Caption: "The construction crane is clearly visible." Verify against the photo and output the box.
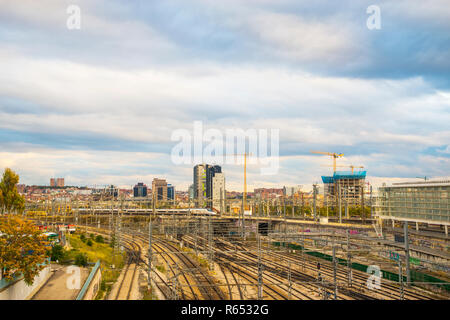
[233,152,252,213]
[321,164,364,174]
[311,151,344,173]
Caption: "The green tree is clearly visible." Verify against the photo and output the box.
[95,235,104,243]
[86,239,93,246]
[0,168,25,214]
[49,244,66,262]
[74,253,88,267]
[0,217,49,285]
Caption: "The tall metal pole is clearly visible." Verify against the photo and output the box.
[148,215,153,297]
[283,197,287,250]
[220,187,224,216]
[313,184,318,222]
[398,259,404,300]
[257,234,263,300]
[288,260,292,300]
[361,183,365,222]
[347,229,352,287]
[240,198,244,238]
[208,214,214,270]
[338,184,342,224]
[332,245,337,300]
[301,231,305,271]
[404,222,410,287]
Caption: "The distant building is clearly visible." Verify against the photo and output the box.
[376,180,450,234]
[206,165,222,200]
[212,172,225,212]
[56,178,65,187]
[193,164,207,204]
[254,188,284,199]
[92,185,119,199]
[167,184,175,201]
[188,184,195,200]
[133,182,148,198]
[283,185,302,197]
[152,178,168,201]
[322,171,366,206]
[194,164,225,209]
[105,185,119,198]
[50,178,65,187]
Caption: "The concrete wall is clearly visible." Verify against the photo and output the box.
[0,266,51,300]
[82,266,102,300]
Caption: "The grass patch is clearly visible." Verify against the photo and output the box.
[68,233,126,299]
[155,265,166,273]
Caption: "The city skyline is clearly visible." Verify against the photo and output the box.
[0,1,449,191]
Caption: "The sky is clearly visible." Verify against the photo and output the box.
[0,0,449,191]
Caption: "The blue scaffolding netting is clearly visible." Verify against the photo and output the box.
[321,171,366,183]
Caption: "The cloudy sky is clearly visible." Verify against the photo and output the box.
[0,0,449,191]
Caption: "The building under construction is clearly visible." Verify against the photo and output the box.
[322,171,367,206]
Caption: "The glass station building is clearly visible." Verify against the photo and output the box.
[376,180,450,233]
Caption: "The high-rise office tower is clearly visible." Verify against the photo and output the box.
[194,164,225,210]
[212,172,225,212]
[167,184,175,200]
[188,184,195,200]
[134,182,148,197]
[193,164,207,204]
[152,178,168,201]
[206,165,222,200]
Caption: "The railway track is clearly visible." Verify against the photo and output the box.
[78,224,443,300]
[182,234,438,300]
[80,226,172,300]
[134,233,226,300]
[252,241,435,300]
[182,235,323,300]
[108,238,140,300]
[156,239,226,300]
[82,225,221,300]
[224,238,436,300]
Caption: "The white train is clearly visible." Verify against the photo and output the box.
[75,208,217,215]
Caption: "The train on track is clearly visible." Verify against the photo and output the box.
[73,208,217,215]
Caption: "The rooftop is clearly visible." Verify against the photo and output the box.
[322,170,367,184]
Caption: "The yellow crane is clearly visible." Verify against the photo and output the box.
[311,151,344,173]
[321,164,364,174]
[232,152,252,213]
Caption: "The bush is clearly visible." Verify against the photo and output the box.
[95,235,104,243]
[75,253,88,267]
[87,239,93,246]
[50,244,66,262]
[80,234,86,242]
[89,233,95,239]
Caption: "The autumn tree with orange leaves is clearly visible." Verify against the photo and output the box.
[0,216,49,285]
